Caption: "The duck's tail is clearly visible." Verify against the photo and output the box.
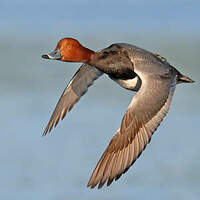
[178,74,194,84]
[170,65,194,84]
[177,72,194,84]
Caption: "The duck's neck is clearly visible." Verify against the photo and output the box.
[79,46,95,63]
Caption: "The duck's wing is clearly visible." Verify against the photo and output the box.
[43,64,103,136]
[87,65,176,189]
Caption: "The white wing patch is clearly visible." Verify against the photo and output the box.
[110,76,141,91]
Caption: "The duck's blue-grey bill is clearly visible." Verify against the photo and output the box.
[42,49,61,60]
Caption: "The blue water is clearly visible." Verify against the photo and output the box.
[0,0,200,199]
[1,0,200,34]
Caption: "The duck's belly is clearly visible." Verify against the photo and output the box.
[109,75,141,91]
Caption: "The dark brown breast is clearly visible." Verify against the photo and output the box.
[90,44,136,79]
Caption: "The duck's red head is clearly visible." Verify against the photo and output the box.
[42,38,94,63]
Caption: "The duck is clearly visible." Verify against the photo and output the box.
[42,38,194,189]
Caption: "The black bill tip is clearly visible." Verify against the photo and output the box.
[42,54,50,59]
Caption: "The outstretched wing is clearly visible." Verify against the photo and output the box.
[87,68,176,189]
[43,64,103,136]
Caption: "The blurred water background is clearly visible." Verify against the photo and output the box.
[0,0,200,199]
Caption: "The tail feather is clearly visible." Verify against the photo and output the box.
[170,65,194,84]
[177,74,194,84]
